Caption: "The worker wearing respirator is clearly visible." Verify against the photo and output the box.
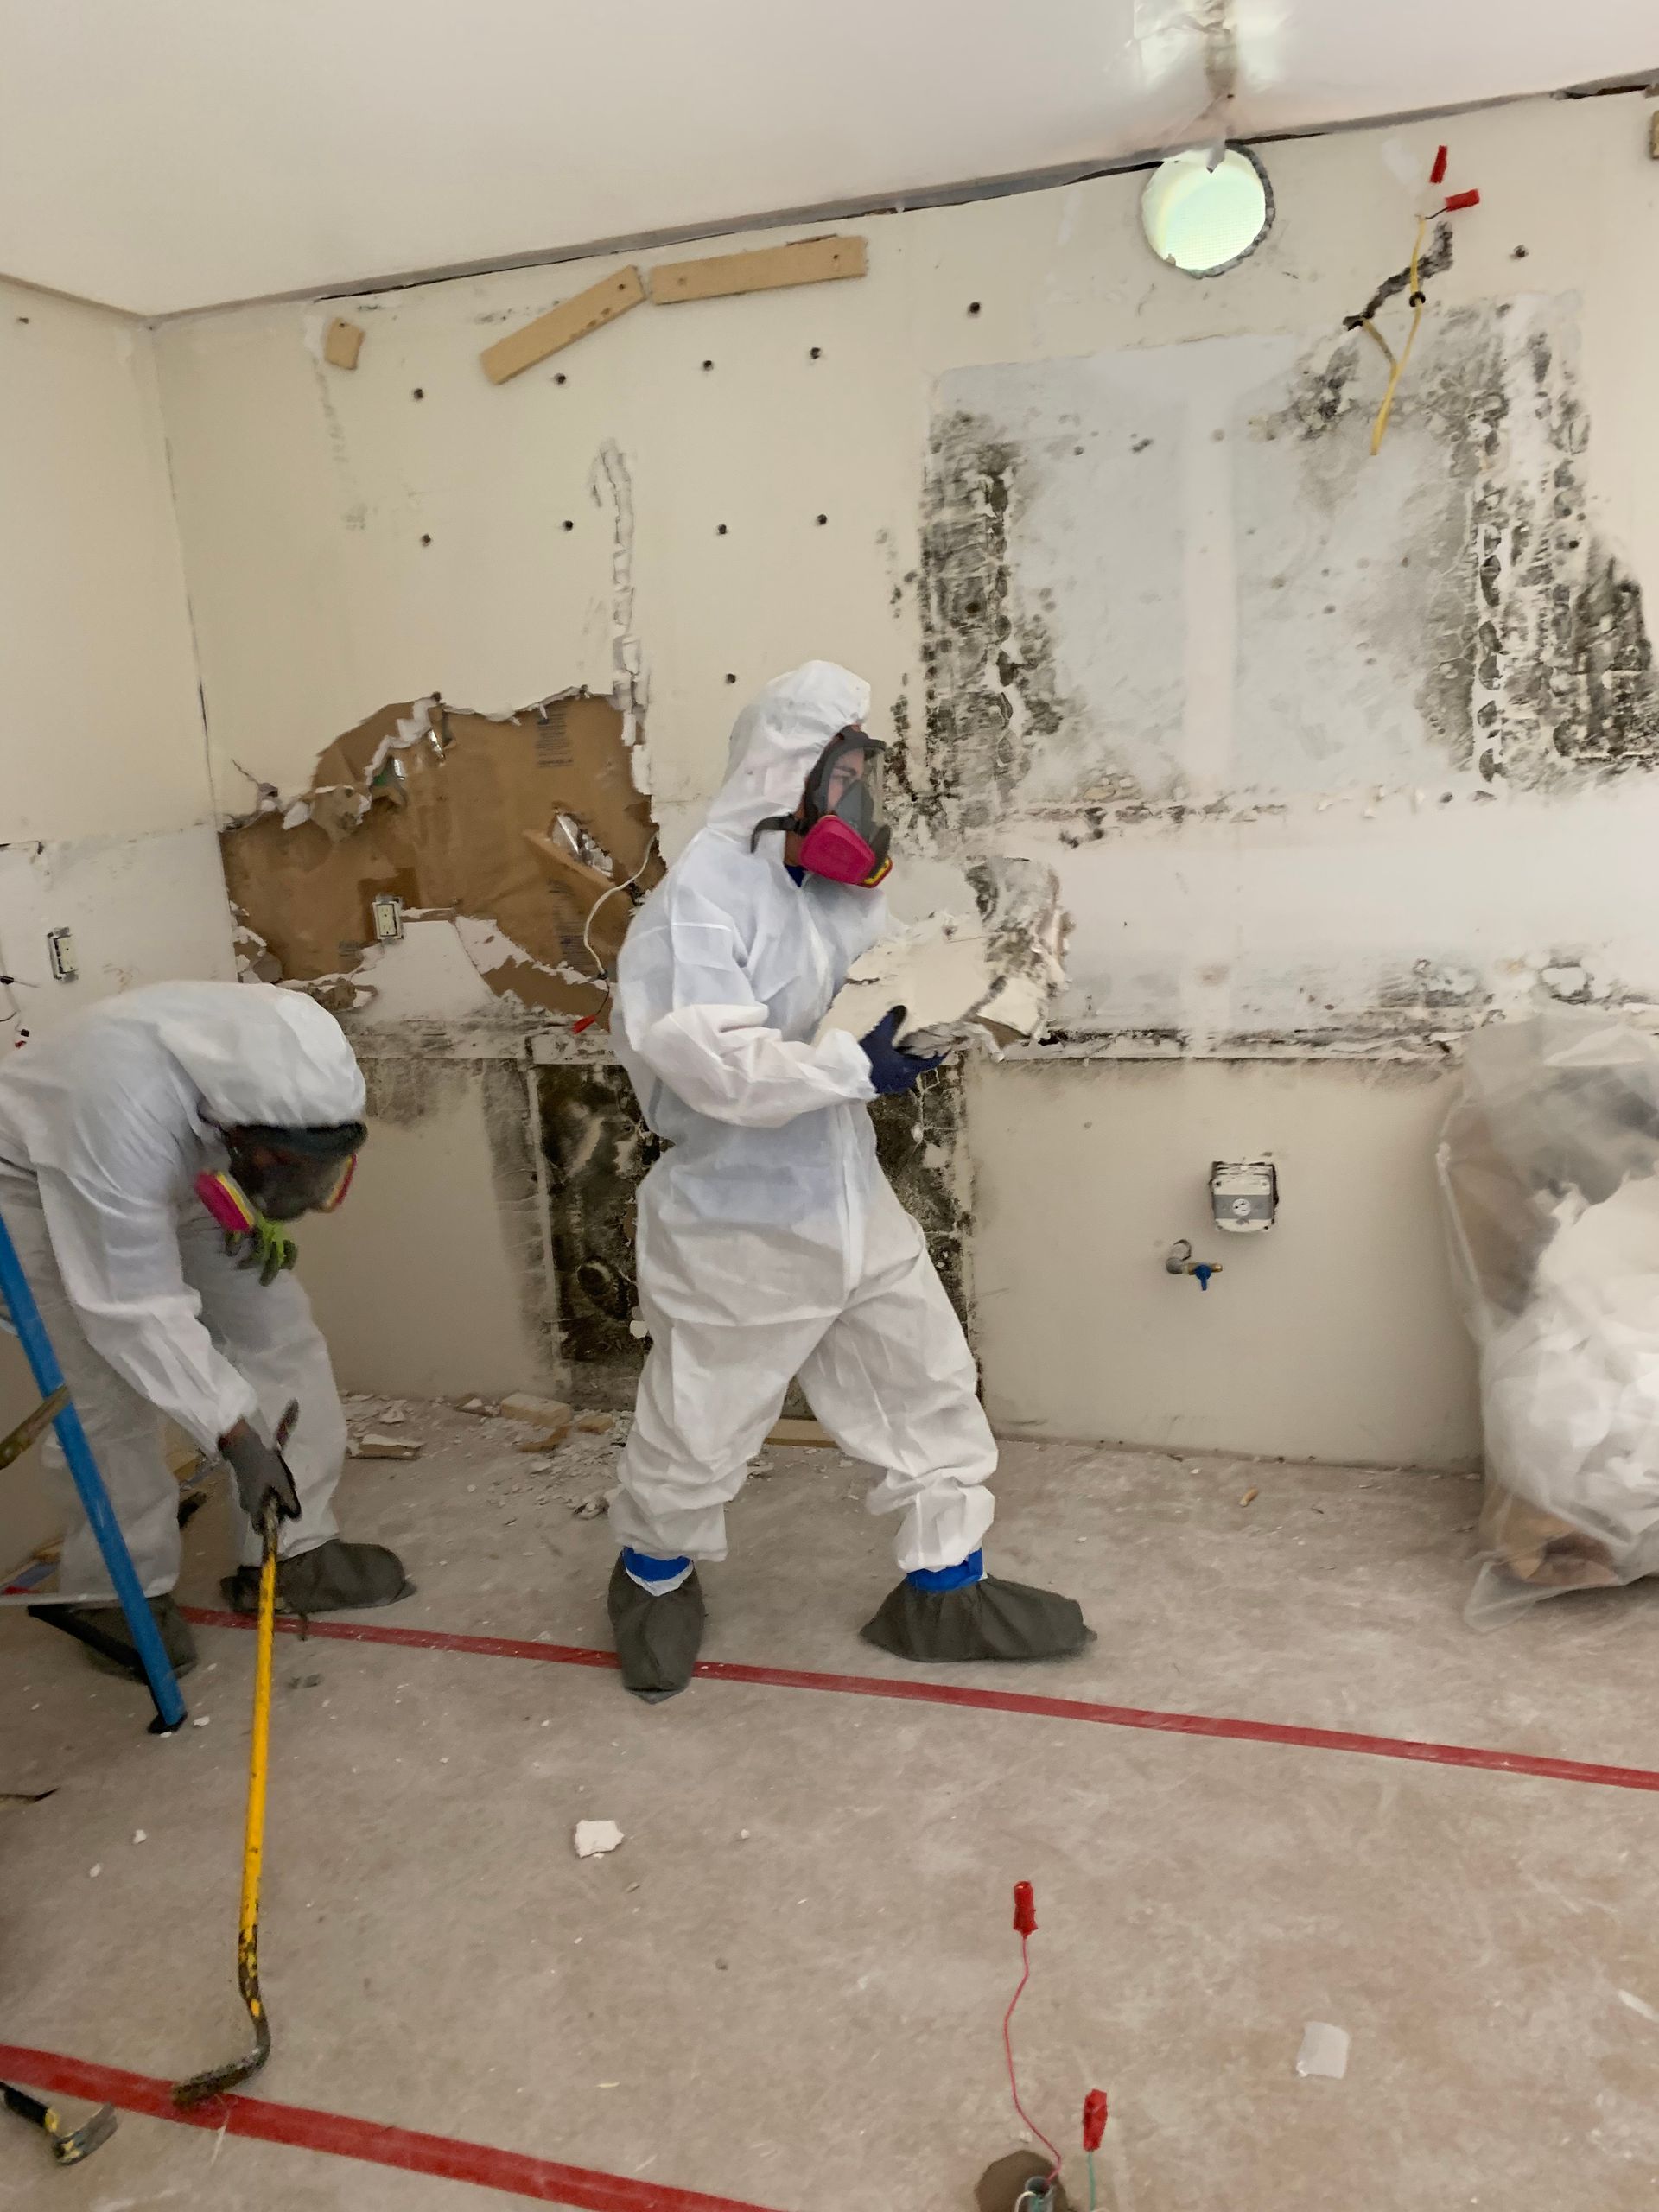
[605,661,1090,1700]
[0,982,410,1683]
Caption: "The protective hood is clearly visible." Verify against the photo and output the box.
[702,662,874,846]
[105,981,365,1130]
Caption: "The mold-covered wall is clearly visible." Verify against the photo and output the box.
[149,93,1659,1464]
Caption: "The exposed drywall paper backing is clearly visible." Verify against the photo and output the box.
[219,696,657,1020]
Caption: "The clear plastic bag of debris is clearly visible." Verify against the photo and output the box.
[1440,1012,1659,1625]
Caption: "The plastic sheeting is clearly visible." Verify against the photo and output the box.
[1439,1011,1659,1624]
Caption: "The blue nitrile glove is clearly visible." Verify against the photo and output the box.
[858,1006,945,1098]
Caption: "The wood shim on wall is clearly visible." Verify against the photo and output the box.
[648,234,867,305]
[480,265,646,384]
[220,696,660,1020]
[322,318,365,370]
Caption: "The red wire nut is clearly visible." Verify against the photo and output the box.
[1013,1881,1037,1936]
[1443,188,1481,212]
[1083,2089,1109,2152]
[1428,145,1449,186]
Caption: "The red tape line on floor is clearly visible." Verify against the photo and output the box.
[0,2042,784,2212]
[179,1606,1659,1796]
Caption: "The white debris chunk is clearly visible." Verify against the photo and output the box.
[350,1434,423,1460]
[1295,2022,1350,2080]
[1619,1990,1659,2024]
[132,1829,147,1844]
[574,1820,625,1859]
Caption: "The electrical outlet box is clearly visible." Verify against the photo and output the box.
[47,928,77,982]
[1211,1158,1276,1233]
[370,894,404,944]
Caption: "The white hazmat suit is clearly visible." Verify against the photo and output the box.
[609,661,998,1576]
[0,982,364,1600]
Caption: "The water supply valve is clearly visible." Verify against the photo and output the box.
[1166,1239,1223,1290]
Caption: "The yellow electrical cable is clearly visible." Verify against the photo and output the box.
[1370,217,1427,455]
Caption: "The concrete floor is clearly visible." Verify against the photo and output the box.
[6,1405,1659,2209]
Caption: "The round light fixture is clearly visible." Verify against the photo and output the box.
[1141,146,1273,277]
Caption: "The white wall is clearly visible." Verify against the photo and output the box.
[149,92,1659,1465]
[0,279,237,1573]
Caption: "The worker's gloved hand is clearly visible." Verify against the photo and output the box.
[858,1007,944,1098]
[219,1421,302,1523]
[226,1216,298,1288]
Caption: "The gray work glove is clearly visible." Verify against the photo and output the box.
[219,1419,302,1523]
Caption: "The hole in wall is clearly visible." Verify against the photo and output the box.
[702,359,714,371]
[413,387,424,399]
[554,372,567,385]
[1141,145,1273,276]
[562,519,574,531]
[725,672,737,683]
[810,346,823,359]
[419,533,432,546]
[816,513,828,526]
[716,524,728,535]
[967,301,982,315]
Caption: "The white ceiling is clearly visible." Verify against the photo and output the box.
[1,0,1654,317]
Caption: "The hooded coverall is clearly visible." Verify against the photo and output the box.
[608,661,998,1576]
[0,982,363,1600]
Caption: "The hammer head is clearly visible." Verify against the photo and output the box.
[48,2102,118,2164]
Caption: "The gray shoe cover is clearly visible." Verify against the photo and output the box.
[222,1537,412,1617]
[78,1593,200,1681]
[861,1573,1092,1662]
[607,1556,705,1702]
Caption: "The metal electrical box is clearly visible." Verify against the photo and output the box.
[1211,1159,1277,1233]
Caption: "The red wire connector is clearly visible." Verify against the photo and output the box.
[1428,144,1449,186]
[1003,1883,1063,2181]
[1443,188,1480,212]
[1083,2089,1109,2152]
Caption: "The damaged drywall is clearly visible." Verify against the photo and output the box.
[535,1060,972,1389]
[220,692,660,1020]
[820,857,1068,1054]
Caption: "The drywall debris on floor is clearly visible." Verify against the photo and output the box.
[1295,2021,1351,2080]
[349,1433,422,1460]
[818,857,1067,1055]
[220,692,659,1021]
[573,1819,625,1859]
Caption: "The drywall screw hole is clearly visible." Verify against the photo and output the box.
[967,301,982,315]
[816,513,828,526]
[413,387,424,399]
[563,520,574,531]
[716,524,728,536]
[702,359,714,371]
[810,346,823,359]
[554,372,567,385]
[725,673,737,684]
[420,534,432,546]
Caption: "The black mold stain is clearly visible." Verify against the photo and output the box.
[871,1070,969,1329]
[536,1063,663,1378]
[535,1061,971,1364]
[910,408,1068,839]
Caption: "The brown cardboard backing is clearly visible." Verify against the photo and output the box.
[220,696,658,1020]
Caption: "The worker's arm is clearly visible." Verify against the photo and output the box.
[618,897,874,1131]
[34,1102,258,1453]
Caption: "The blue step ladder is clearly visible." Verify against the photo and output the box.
[0,1202,187,1734]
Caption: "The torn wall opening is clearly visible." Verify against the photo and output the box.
[221,692,660,1021]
